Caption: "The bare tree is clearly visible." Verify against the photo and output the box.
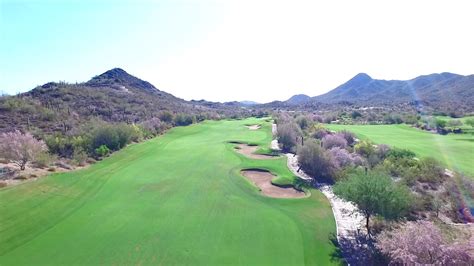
[0,130,47,170]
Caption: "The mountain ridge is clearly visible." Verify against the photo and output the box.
[278,72,473,113]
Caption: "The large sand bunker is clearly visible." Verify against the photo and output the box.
[240,169,306,198]
[246,124,261,130]
[234,144,276,159]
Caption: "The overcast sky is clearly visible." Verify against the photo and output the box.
[1,0,473,102]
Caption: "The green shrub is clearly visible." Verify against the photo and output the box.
[334,170,412,234]
[297,139,336,181]
[173,114,194,126]
[95,145,110,157]
[355,140,375,158]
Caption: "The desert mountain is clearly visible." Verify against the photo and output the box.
[281,72,474,113]
[0,68,252,134]
[286,94,311,105]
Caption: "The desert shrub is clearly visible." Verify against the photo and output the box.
[173,113,194,126]
[295,115,310,130]
[310,124,330,140]
[435,118,447,129]
[45,135,77,158]
[402,114,419,125]
[375,144,391,159]
[366,144,391,168]
[312,114,323,123]
[277,122,301,152]
[327,147,364,169]
[383,113,403,124]
[386,148,416,160]
[94,145,110,157]
[89,123,139,151]
[334,170,412,234]
[33,152,57,168]
[415,157,445,184]
[351,111,362,119]
[139,117,168,137]
[354,140,375,158]
[297,140,336,181]
[376,221,472,264]
[158,111,174,123]
[322,134,347,150]
[328,147,353,169]
[465,118,474,128]
[90,126,120,151]
[447,119,462,127]
[336,130,356,146]
[72,148,88,166]
[381,154,419,178]
[116,123,142,145]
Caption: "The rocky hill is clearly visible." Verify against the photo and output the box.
[0,68,253,134]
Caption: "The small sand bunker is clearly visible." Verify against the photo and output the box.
[234,144,276,159]
[246,125,261,130]
[240,170,306,198]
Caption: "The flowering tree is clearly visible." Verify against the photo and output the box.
[328,147,366,169]
[322,134,347,150]
[0,130,47,170]
[376,221,472,265]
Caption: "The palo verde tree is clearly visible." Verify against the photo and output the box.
[333,170,412,235]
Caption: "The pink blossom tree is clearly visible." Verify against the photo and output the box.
[0,130,47,170]
[322,134,347,150]
[376,221,472,265]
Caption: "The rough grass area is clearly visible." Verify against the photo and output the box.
[0,118,338,265]
[327,124,474,177]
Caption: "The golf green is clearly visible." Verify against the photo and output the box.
[327,124,474,177]
[0,118,338,265]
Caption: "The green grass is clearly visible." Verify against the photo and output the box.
[433,115,474,133]
[327,124,474,177]
[0,118,338,265]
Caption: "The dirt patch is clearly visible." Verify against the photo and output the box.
[240,169,306,198]
[234,144,277,159]
[0,161,89,188]
[246,124,261,130]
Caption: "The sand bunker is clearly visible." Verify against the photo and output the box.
[234,144,276,159]
[240,170,306,198]
[246,125,261,130]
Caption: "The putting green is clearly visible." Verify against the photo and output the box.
[0,118,338,265]
[327,124,474,177]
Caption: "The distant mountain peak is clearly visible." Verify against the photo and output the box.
[86,68,158,93]
[286,94,311,105]
[347,73,372,85]
[239,100,260,106]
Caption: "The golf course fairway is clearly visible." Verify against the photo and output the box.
[327,124,474,177]
[0,118,338,265]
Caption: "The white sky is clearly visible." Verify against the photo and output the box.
[147,0,474,102]
[2,0,474,103]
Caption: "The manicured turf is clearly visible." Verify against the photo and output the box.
[327,124,474,177]
[0,118,338,265]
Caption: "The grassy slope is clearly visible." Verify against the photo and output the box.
[0,118,338,265]
[327,124,474,177]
